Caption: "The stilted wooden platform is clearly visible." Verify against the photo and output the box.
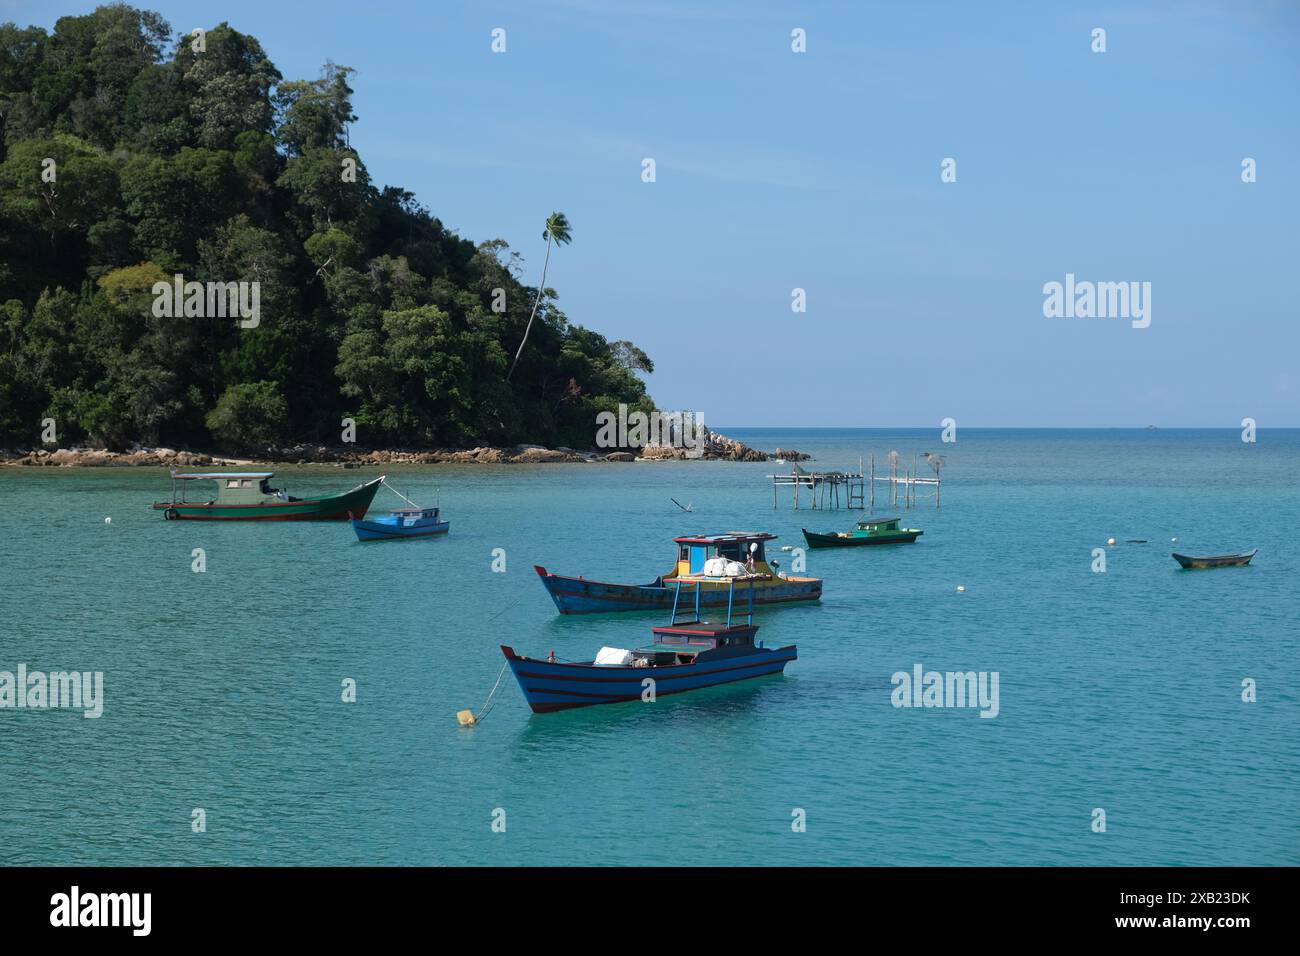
[769,463,864,510]
[770,453,943,510]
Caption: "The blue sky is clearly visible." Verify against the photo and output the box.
[7,0,1299,425]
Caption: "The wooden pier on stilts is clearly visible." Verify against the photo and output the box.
[770,453,943,510]
[768,462,865,510]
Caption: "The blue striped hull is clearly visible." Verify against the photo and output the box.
[351,519,449,541]
[501,644,797,713]
[533,565,822,615]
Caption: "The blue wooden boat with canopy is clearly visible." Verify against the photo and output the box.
[502,577,797,713]
[533,531,822,615]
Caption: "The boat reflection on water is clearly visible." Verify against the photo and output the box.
[509,674,792,749]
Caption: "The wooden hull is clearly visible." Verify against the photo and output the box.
[533,565,823,615]
[802,528,921,549]
[154,477,382,521]
[501,644,796,713]
[1172,549,1257,569]
[351,517,449,541]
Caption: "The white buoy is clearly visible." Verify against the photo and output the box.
[956,585,966,593]
[1171,537,1178,543]
[1107,537,1116,546]
[104,517,111,524]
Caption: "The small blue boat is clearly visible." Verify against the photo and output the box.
[350,506,449,542]
[502,579,796,713]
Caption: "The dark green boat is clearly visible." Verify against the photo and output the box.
[1171,548,1257,569]
[802,516,923,549]
[153,471,383,521]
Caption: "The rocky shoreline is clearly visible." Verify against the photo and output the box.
[0,435,811,468]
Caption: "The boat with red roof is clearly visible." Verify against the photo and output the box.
[503,578,797,712]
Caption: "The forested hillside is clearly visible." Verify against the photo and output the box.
[0,4,654,452]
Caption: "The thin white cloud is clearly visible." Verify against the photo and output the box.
[554,0,754,20]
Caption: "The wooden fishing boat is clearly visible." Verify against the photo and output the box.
[503,579,796,713]
[351,506,449,541]
[534,531,822,615]
[802,516,922,549]
[153,471,382,521]
[1171,549,1258,569]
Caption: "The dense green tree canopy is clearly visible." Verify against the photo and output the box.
[0,4,652,452]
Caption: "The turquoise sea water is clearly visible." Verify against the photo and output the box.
[1,428,1297,866]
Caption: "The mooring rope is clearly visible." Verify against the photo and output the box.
[379,478,422,510]
[458,597,522,726]
[472,661,511,724]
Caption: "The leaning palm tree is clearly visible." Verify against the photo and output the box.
[506,211,572,383]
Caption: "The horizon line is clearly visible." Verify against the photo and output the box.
[711,425,1293,430]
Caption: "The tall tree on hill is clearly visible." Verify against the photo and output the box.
[506,211,571,384]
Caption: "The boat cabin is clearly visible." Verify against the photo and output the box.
[856,517,901,532]
[166,472,294,505]
[388,507,441,522]
[673,532,776,576]
[638,577,760,664]
[643,621,759,660]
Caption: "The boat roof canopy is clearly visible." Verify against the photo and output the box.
[674,531,777,545]
[172,472,274,480]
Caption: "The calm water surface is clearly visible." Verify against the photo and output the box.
[1,429,1297,865]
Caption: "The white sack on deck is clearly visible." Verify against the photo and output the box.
[594,647,633,666]
[702,556,729,576]
[701,556,750,577]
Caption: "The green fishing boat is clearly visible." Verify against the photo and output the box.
[152,471,383,521]
[802,516,923,549]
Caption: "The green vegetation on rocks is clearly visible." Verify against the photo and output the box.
[0,5,654,453]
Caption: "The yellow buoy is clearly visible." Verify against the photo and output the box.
[456,709,477,726]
